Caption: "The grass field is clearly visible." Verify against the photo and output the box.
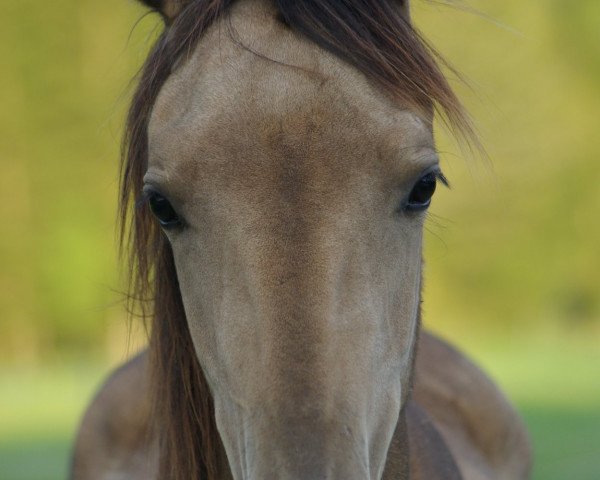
[1,336,598,480]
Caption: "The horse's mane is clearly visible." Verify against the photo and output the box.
[120,1,474,478]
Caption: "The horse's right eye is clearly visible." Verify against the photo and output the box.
[406,172,437,212]
[147,192,183,229]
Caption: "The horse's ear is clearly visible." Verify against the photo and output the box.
[137,0,191,22]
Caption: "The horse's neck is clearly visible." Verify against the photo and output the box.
[380,401,465,480]
[381,407,410,480]
[403,402,463,480]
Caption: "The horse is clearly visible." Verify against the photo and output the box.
[71,0,532,479]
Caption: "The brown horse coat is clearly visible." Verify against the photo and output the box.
[71,331,531,479]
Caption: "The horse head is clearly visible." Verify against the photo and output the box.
[122,0,471,478]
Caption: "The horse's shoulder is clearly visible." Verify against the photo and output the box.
[70,350,157,480]
[414,331,532,479]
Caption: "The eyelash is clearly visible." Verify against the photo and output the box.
[435,171,450,188]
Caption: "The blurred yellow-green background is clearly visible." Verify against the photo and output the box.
[1,0,598,479]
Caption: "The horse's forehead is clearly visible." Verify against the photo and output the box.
[148,1,433,176]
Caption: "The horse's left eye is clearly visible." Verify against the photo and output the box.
[406,172,437,211]
[147,192,182,229]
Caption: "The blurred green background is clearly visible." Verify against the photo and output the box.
[0,0,598,479]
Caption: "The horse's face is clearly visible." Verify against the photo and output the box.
[146,2,438,478]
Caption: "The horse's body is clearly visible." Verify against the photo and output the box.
[72,332,530,479]
[72,0,532,478]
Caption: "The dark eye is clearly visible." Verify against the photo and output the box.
[406,172,437,212]
[147,192,182,229]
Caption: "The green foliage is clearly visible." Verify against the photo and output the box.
[0,1,161,360]
[415,1,600,341]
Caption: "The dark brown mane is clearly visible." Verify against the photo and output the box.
[120,1,474,479]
